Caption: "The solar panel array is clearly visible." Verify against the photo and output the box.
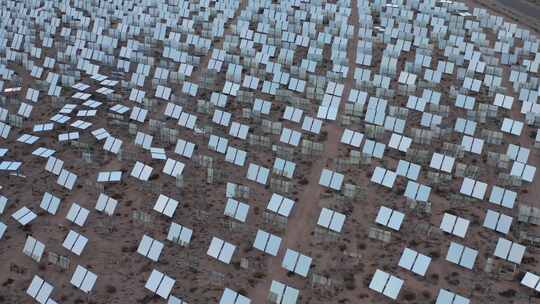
[1,0,540,303]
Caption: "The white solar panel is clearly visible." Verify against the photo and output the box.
[282,248,312,277]
[440,213,470,238]
[446,242,477,270]
[40,192,61,215]
[318,169,344,191]
[145,269,175,299]
[269,280,299,304]
[27,275,54,304]
[253,229,282,256]
[153,194,179,218]
[494,237,526,264]
[95,193,117,216]
[23,235,45,262]
[62,230,88,256]
[137,235,164,262]
[219,288,251,304]
[224,198,249,223]
[207,237,236,264]
[246,163,270,185]
[317,208,346,233]
[368,269,403,300]
[483,210,512,234]
[12,207,37,226]
[375,206,404,231]
[267,193,295,218]
[66,203,89,226]
[131,161,153,181]
[167,222,192,246]
[398,247,431,276]
[436,289,470,304]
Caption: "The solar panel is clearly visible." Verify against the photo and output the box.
[32,147,55,158]
[62,230,88,256]
[207,237,236,264]
[454,118,476,136]
[318,169,344,191]
[446,242,477,270]
[145,269,175,299]
[267,193,295,218]
[66,203,89,226]
[398,247,431,276]
[269,280,299,304]
[253,98,271,115]
[279,128,302,147]
[0,221,6,239]
[404,181,431,202]
[174,139,196,159]
[493,237,526,264]
[17,134,39,144]
[224,198,249,223]
[340,129,364,147]
[368,269,403,300]
[459,177,487,200]
[493,93,514,109]
[384,117,406,134]
[209,135,229,154]
[501,118,523,136]
[362,139,385,159]
[153,194,179,218]
[283,106,303,123]
[435,289,470,304]
[137,235,164,262]
[407,96,427,112]
[230,122,249,140]
[95,193,118,216]
[371,167,397,188]
[135,132,153,150]
[219,288,251,304]
[213,109,232,127]
[130,106,148,123]
[273,158,296,179]
[163,159,185,177]
[91,128,110,140]
[461,135,484,154]
[246,163,270,185]
[0,195,6,214]
[104,136,123,154]
[39,192,61,215]
[483,210,512,234]
[375,206,404,231]
[282,248,312,277]
[130,161,153,181]
[23,235,45,262]
[396,160,420,180]
[253,229,282,256]
[97,171,122,182]
[430,153,455,173]
[167,222,192,246]
[0,122,11,139]
[489,186,517,208]
[510,161,536,182]
[26,275,54,304]
[12,207,37,226]
[317,208,346,233]
[521,272,540,292]
[440,213,470,238]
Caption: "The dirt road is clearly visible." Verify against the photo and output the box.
[248,0,360,301]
